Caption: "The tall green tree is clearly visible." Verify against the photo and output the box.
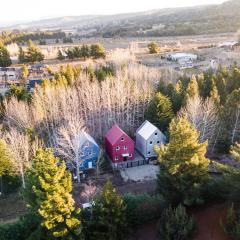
[0,44,12,67]
[80,45,90,60]
[25,40,44,63]
[224,89,240,144]
[88,181,127,240]
[185,75,199,102]
[20,65,29,87]
[157,205,196,240]
[0,139,13,194]
[18,46,26,63]
[155,116,209,205]
[145,92,174,132]
[24,149,83,239]
[57,50,65,60]
[90,44,106,59]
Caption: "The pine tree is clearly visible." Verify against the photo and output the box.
[155,116,209,205]
[57,50,65,60]
[145,92,174,131]
[224,89,240,144]
[157,205,196,240]
[80,45,90,60]
[20,65,29,87]
[89,181,127,240]
[0,44,12,67]
[18,46,26,64]
[0,139,13,194]
[231,142,240,162]
[210,80,221,105]
[185,75,199,102]
[24,149,83,239]
[0,139,12,177]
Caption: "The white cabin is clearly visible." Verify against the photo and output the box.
[136,120,166,159]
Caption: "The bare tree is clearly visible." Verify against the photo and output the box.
[3,128,41,188]
[180,95,220,152]
[55,118,85,183]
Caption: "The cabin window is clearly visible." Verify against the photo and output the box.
[155,132,158,136]
[116,146,120,151]
[157,141,160,144]
[115,157,119,161]
[148,152,151,155]
[129,153,132,157]
[124,146,127,150]
[150,141,153,145]
[121,137,124,141]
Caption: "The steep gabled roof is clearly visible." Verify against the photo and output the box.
[137,120,165,140]
[105,124,128,146]
[79,131,99,148]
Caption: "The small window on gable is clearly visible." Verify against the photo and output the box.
[116,146,120,151]
[129,153,132,157]
[155,132,158,136]
[115,157,119,161]
[150,141,153,145]
[121,137,124,141]
[124,146,127,150]
[148,152,151,155]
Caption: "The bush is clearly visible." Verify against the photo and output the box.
[1,175,21,195]
[0,214,50,240]
[224,204,240,240]
[157,205,196,240]
[123,194,166,228]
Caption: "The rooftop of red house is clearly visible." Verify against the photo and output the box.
[105,124,131,146]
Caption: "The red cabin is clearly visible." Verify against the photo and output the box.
[105,124,134,163]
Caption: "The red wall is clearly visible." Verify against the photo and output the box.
[105,133,134,163]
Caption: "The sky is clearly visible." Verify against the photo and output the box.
[0,0,227,26]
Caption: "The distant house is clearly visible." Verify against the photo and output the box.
[105,124,134,164]
[136,120,166,159]
[166,53,198,63]
[78,132,100,171]
[0,67,22,85]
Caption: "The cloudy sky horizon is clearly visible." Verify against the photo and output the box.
[0,0,226,26]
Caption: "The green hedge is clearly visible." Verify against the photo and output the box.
[123,193,166,228]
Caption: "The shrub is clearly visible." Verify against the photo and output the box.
[157,205,196,240]
[1,175,21,195]
[123,193,166,228]
[0,214,43,240]
[224,204,240,240]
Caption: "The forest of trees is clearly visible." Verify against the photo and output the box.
[0,46,239,239]
[0,31,66,45]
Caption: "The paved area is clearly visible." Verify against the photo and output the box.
[120,165,159,182]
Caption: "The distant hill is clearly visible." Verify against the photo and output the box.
[3,0,240,37]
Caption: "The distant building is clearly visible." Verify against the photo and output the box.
[218,41,239,50]
[136,120,166,159]
[105,124,134,164]
[166,53,198,63]
[0,67,22,85]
